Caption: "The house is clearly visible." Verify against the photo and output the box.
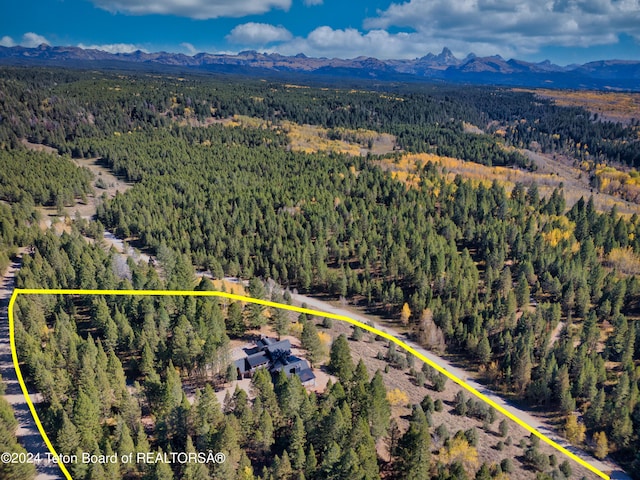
[234,336,316,387]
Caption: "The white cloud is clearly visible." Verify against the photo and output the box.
[180,42,197,55]
[78,43,144,53]
[21,32,49,48]
[90,0,291,19]
[226,23,292,45]
[266,27,427,59]
[303,0,323,5]
[362,0,640,57]
[0,36,15,47]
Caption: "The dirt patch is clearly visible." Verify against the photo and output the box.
[524,149,640,215]
[318,317,600,479]
[20,139,58,155]
[22,141,134,225]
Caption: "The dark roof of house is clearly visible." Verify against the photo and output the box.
[236,337,315,384]
[243,346,261,356]
[298,368,316,383]
[246,351,269,368]
[234,358,247,373]
[256,336,277,348]
[271,356,310,374]
[265,339,291,357]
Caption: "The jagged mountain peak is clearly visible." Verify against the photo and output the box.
[0,44,638,91]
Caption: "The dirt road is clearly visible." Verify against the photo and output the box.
[289,292,630,480]
[0,257,61,479]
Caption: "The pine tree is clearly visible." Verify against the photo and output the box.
[162,361,183,415]
[476,335,492,365]
[73,390,101,446]
[116,420,136,476]
[55,411,80,455]
[337,448,364,480]
[320,441,341,477]
[515,273,530,308]
[102,441,120,480]
[349,417,380,479]
[301,318,324,367]
[273,307,289,340]
[395,406,430,480]
[304,444,317,478]
[153,448,174,480]
[368,370,390,440]
[251,368,280,418]
[182,436,209,480]
[88,461,107,480]
[329,334,354,383]
[135,424,152,477]
[274,450,293,480]
[256,409,275,453]
[289,415,306,471]
[227,302,246,337]
[194,384,223,442]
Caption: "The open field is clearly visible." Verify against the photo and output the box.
[221,114,397,156]
[517,88,640,125]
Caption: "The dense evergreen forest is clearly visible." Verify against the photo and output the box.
[2,67,638,167]
[11,228,489,480]
[2,66,640,478]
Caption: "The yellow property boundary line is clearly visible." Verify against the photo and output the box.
[9,288,609,480]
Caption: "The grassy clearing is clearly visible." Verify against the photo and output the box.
[378,151,640,215]
[518,88,640,125]
[221,114,397,156]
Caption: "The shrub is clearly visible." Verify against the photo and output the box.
[386,389,409,406]
[501,458,513,473]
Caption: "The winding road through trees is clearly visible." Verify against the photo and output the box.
[0,256,59,479]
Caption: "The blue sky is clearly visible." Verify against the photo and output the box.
[1,0,639,65]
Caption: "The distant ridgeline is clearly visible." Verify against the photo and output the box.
[1,44,640,91]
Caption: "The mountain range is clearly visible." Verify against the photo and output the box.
[1,44,639,91]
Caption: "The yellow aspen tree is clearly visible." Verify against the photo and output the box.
[400,302,412,325]
[593,431,608,460]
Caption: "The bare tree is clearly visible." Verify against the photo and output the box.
[415,308,445,352]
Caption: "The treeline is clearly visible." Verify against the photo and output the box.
[391,123,532,168]
[0,148,93,207]
[0,198,41,276]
